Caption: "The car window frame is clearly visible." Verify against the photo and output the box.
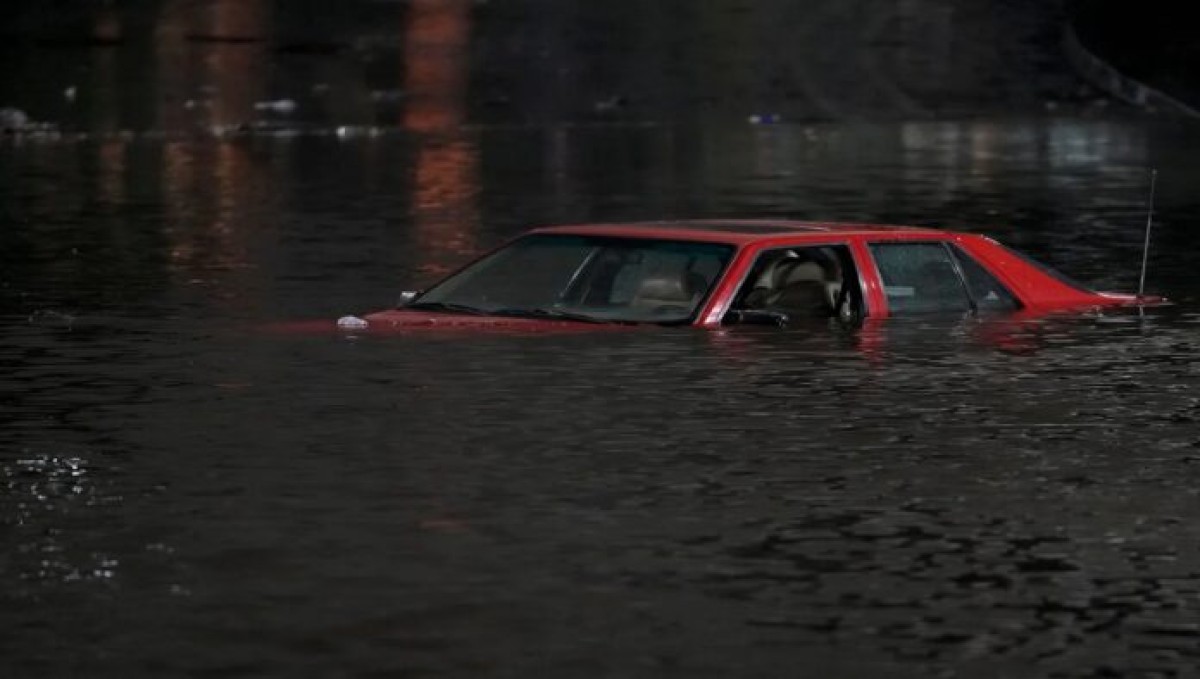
[867,239,1024,315]
[722,241,870,323]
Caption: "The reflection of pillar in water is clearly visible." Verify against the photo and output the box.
[404,0,470,134]
[410,138,479,278]
[403,0,480,278]
[154,0,190,133]
[160,138,273,312]
[97,140,127,208]
[901,121,964,201]
[161,141,197,270]
[153,0,270,130]
[88,6,122,134]
[152,0,273,310]
[207,0,271,128]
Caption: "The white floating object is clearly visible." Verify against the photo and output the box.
[336,315,369,330]
[253,99,297,114]
[1,107,30,130]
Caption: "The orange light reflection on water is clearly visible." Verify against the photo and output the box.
[152,1,274,310]
[404,0,480,279]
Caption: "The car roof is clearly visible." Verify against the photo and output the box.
[529,219,948,244]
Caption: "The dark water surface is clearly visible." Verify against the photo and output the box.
[5,1,1200,678]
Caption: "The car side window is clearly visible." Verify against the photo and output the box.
[948,245,1020,311]
[869,242,971,313]
[726,244,863,323]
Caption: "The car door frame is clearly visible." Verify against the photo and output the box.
[695,236,875,327]
[860,234,1027,317]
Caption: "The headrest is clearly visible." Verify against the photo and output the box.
[753,253,794,289]
[635,271,697,302]
[774,259,826,288]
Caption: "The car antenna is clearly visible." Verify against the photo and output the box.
[1137,169,1158,301]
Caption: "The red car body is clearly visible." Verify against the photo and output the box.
[352,220,1157,333]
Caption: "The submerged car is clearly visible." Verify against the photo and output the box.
[343,220,1158,332]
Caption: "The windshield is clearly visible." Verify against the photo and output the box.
[412,234,735,323]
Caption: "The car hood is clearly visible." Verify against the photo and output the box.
[355,309,627,334]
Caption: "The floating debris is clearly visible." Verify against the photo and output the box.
[334,125,385,139]
[253,99,298,115]
[1,107,62,138]
[337,315,369,330]
[748,113,782,124]
[369,89,406,103]
[593,95,627,114]
[27,309,77,329]
[1,107,30,131]
[209,121,306,138]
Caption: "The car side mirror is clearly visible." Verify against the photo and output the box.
[398,290,420,306]
[722,309,790,328]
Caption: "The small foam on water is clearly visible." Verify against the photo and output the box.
[337,315,369,330]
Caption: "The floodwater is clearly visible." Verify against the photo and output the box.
[4,1,1200,677]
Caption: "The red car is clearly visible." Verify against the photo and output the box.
[343,220,1157,332]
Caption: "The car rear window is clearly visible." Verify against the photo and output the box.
[948,244,1020,311]
[999,244,1095,293]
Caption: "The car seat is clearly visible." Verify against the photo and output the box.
[769,259,833,317]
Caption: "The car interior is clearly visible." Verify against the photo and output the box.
[731,245,862,324]
[551,241,730,321]
[628,268,708,314]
